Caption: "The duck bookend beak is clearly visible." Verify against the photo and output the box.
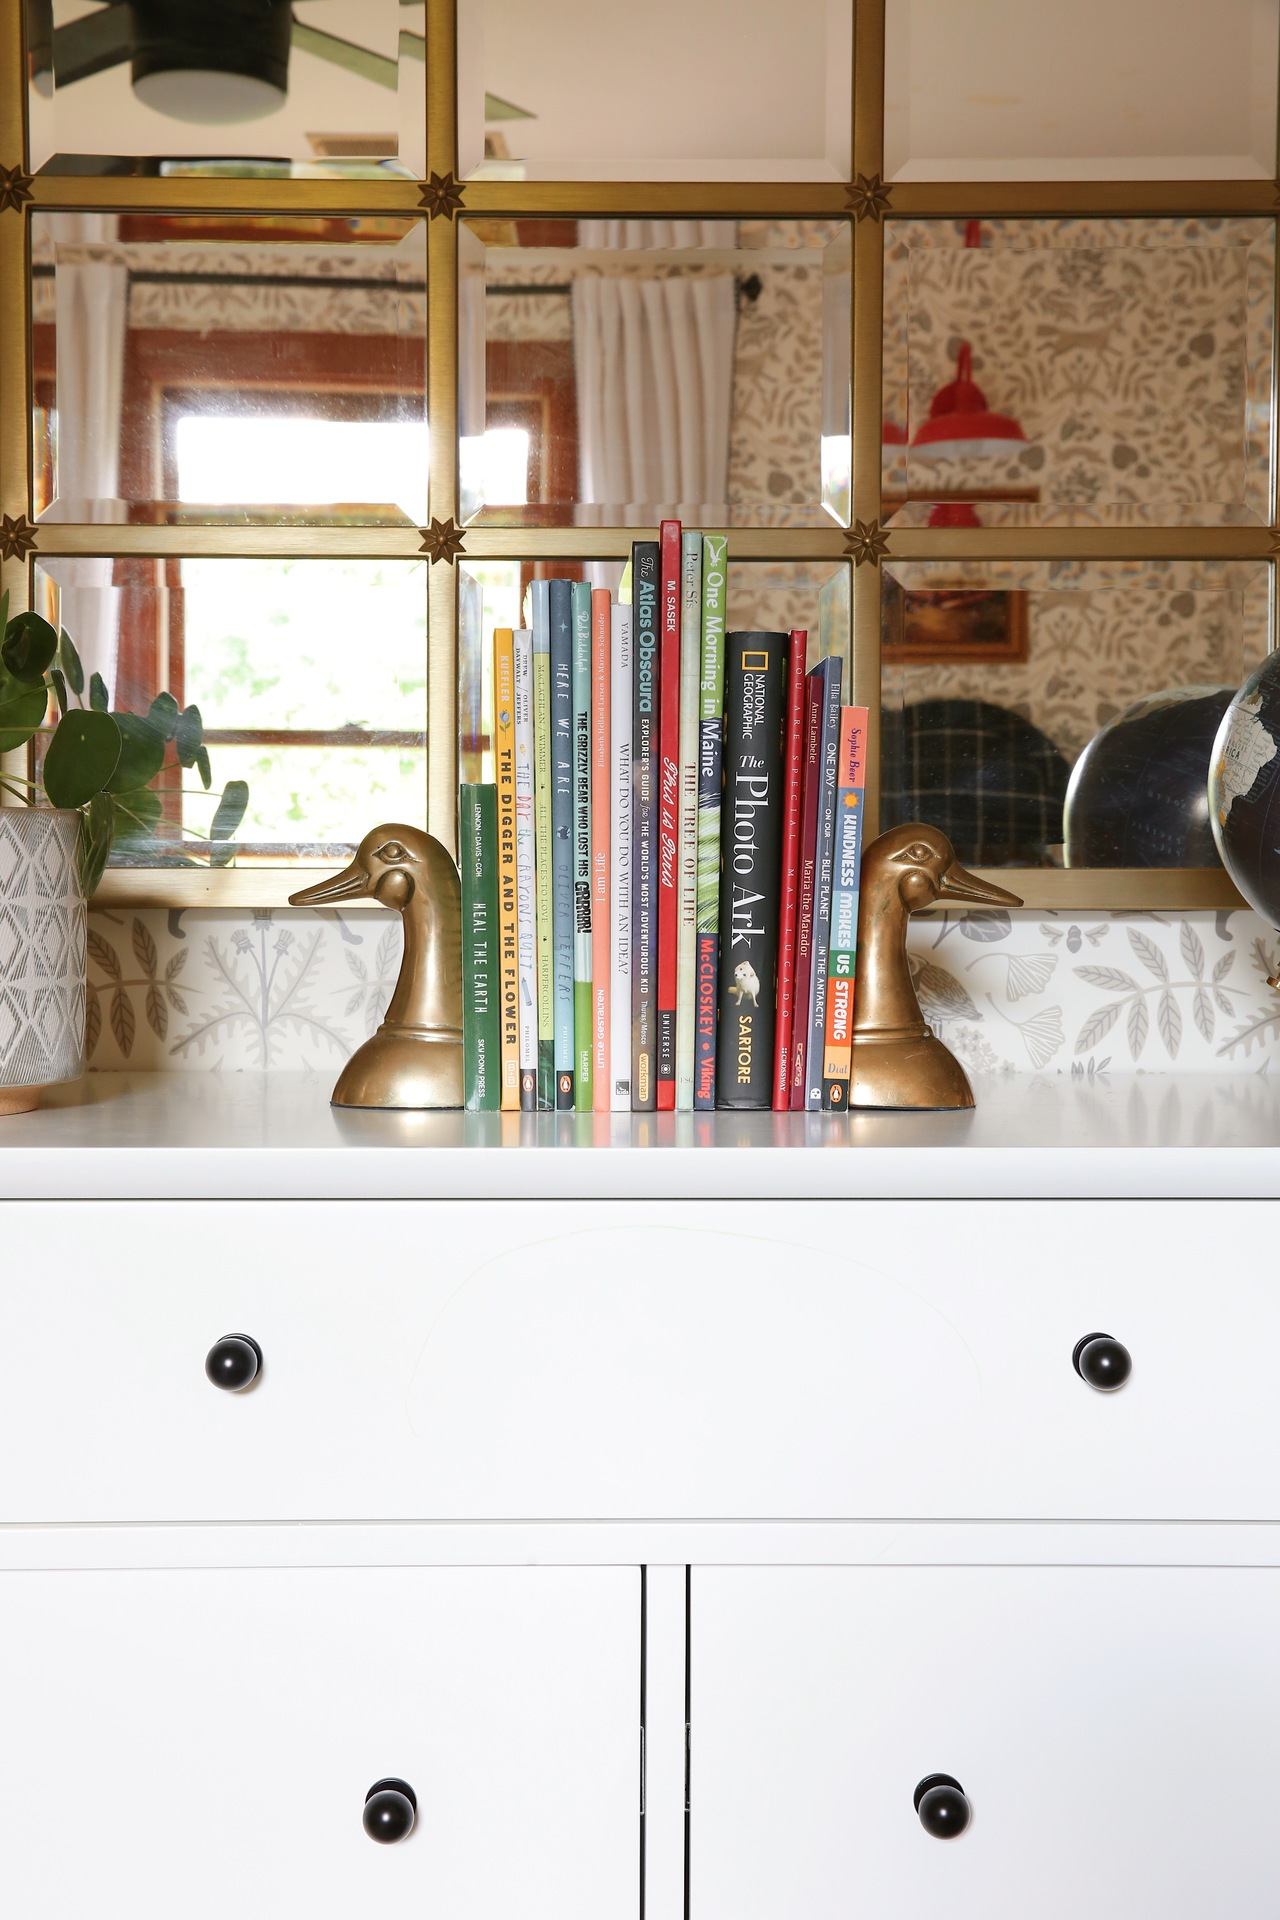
[937,861,1023,911]
[288,860,370,907]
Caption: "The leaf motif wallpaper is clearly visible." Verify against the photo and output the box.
[82,903,1280,1077]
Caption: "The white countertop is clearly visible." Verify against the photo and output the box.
[0,1070,1276,1199]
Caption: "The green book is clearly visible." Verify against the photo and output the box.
[461,781,500,1112]
[532,584,555,1111]
[571,579,594,1112]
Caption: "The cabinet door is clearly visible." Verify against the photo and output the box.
[0,1566,638,1920]
[690,1566,1280,1919]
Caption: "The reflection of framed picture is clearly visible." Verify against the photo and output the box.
[882,573,1029,666]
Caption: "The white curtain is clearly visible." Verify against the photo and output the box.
[572,220,737,527]
[51,213,128,689]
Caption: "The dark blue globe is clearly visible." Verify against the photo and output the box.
[1065,686,1234,869]
[1210,655,1280,926]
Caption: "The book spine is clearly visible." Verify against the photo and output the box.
[571,580,593,1113]
[591,586,612,1113]
[821,704,869,1111]
[493,627,520,1111]
[694,533,728,1111]
[513,626,538,1112]
[772,629,808,1110]
[789,669,824,1110]
[676,531,702,1110]
[532,586,555,1111]
[631,540,660,1111]
[610,603,633,1111]
[460,781,500,1112]
[805,657,843,1112]
[656,517,682,1112]
[714,631,789,1111]
[550,579,575,1111]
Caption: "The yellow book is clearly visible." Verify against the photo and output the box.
[493,627,520,1110]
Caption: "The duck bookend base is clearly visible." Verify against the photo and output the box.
[289,824,464,1111]
[850,823,1022,1112]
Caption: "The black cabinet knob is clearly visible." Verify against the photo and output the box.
[1073,1331,1131,1392]
[204,1333,262,1392]
[914,1774,970,1839]
[364,1778,417,1844]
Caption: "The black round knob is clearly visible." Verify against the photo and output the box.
[914,1774,970,1839]
[363,1778,417,1844]
[1073,1331,1131,1392]
[204,1333,262,1392]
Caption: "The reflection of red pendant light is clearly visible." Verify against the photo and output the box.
[912,219,1027,463]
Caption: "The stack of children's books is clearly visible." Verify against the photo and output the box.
[461,521,869,1115]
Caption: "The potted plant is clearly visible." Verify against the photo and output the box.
[0,593,248,1113]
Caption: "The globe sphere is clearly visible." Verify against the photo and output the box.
[1065,686,1234,869]
[1209,654,1280,925]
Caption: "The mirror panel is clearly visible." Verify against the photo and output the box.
[883,218,1274,529]
[459,219,849,529]
[458,556,850,786]
[31,557,428,863]
[32,213,428,528]
[28,1,424,179]
[885,0,1279,181]
[457,0,851,181]
[881,558,1269,869]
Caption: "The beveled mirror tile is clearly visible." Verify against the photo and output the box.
[885,0,1279,181]
[882,218,1274,531]
[459,218,849,530]
[881,558,1269,871]
[32,212,427,528]
[27,0,424,179]
[32,557,427,864]
[457,0,851,181]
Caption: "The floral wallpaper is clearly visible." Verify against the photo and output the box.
[82,903,1280,1077]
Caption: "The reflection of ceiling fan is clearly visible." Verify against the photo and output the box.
[29,1,533,128]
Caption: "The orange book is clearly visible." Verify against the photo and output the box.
[493,627,520,1111]
[591,587,612,1111]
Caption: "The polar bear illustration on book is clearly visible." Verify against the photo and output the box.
[729,960,761,1007]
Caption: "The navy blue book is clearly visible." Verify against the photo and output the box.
[549,577,575,1111]
[630,541,660,1111]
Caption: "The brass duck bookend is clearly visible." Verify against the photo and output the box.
[851,823,1022,1112]
[289,824,463,1110]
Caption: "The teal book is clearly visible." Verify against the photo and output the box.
[550,578,575,1110]
[694,533,728,1110]
[461,781,500,1112]
[571,579,594,1112]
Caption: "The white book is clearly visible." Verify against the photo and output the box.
[513,625,538,1111]
[610,602,633,1111]
[675,531,702,1109]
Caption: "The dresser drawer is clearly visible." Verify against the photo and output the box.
[690,1564,1280,1920]
[0,1564,638,1920]
[1,1199,1274,1522]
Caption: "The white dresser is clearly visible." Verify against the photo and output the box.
[2,1071,1277,1919]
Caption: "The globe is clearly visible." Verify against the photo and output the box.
[1210,653,1280,931]
[1065,686,1234,868]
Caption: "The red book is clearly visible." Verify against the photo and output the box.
[789,669,825,1111]
[656,517,682,1111]
[590,586,612,1112]
[772,629,808,1109]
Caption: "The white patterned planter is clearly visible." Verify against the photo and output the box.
[0,809,86,1114]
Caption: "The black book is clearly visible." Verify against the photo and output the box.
[631,540,660,1111]
[714,630,789,1110]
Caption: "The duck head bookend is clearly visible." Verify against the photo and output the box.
[851,822,1022,1112]
[289,824,463,1110]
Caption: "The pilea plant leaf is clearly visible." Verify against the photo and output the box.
[89,672,109,712]
[78,791,115,897]
[194,744,212,791]
[0,683,49,754]
[146,692,180,741]
[209,778,249,864]
[175,704,204,768]
[42,710,121,809]
[106,713,167,795]
[58,628,84,698]
[110,786,163,855]
[2,610,58,686]
[49,667,69,718]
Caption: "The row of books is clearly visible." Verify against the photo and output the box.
[460,522,869,1114]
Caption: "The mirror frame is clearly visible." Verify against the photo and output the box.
[0,0,1273,908]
